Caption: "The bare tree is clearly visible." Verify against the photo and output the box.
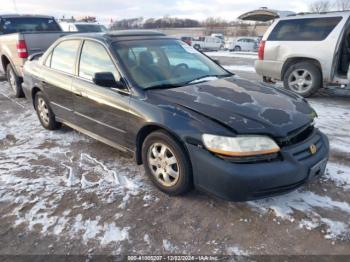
[309,0,332,12]
[336,0,350,10]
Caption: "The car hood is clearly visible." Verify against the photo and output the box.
[147,77,316,138]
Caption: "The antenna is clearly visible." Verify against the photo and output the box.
[12,0,18,12]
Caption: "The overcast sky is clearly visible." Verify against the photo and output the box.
[1,0,316,22]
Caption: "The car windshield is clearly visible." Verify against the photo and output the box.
[0,17,61,34]
[75,24,107,32]
[112,39,230,90]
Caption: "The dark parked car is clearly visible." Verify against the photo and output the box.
[23,31,329,201]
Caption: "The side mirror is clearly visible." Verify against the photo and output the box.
[93,72,126,89]
[212,59,220,65]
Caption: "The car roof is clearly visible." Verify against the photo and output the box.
[0,14,54,19]
[280,10,350,20]
[61,30,168,43]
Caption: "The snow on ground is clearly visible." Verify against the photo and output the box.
[0,96,149,246]
[226,246,249,256]
[310,101,350,153]
[324,162,350,190]
[249,190,350,240]
[205,51,258,59]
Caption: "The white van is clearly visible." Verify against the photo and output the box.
[225,37,258,52]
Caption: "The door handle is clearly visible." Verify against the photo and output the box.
[74,92,83,97]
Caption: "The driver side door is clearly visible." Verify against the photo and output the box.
[71,40,131,150]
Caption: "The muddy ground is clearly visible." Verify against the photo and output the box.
[0,54,349,258]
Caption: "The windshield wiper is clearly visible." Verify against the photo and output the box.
[187,73,232,84]
[145,83,183,90]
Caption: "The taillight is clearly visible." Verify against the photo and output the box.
[258,40,266,60]
[16,40,28,58]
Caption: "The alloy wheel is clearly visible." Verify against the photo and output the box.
[147,142,179,187]
[288,69,313,93]
[8,68,17,92]
[37,97,50,125]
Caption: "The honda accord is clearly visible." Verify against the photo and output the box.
[22,31,329,201]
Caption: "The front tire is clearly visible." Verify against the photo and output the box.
[142,131,192,195]
[34,91,61,130]
[6,64,24,98]
[283,62,322,97]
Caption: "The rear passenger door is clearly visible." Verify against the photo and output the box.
[41,39,81,123]
[71,40,131,150]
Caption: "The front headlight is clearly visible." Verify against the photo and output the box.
[202,134,280,157]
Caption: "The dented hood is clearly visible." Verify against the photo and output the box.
[147,77,315,138]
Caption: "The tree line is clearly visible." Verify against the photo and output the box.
[309,0,350,12]
[110,17,266,30]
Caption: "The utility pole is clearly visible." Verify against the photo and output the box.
[12,0,18,12]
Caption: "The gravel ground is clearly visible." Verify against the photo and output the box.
[0,53,349,258]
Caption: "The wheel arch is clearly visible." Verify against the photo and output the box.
[1,55,21,78]
[31,86,42,108]
[1,55,10,72]
[135,123,190,166]
[281,57,322,80]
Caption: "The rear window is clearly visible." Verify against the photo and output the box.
[0,17,61,34]
[268,17,342,41]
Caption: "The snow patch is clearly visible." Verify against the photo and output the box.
[0,93,148,246]
[324,162,350,190]
[311,101,350,153]
[249,190,350,240]
[226,246,249,256]
[163,239,176,252]
[205,51,258,59]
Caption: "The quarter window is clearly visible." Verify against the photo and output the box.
[268,17,342,41]
[79,41,119,81]
[50,40,80,74]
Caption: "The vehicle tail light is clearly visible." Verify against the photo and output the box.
[16,40,28,58]
[258,40,266,60]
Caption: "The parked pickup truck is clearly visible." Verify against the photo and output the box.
[0,14,67,97]
[191,36,223,51]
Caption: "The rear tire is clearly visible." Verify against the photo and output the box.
[6,64,24,98]
[34,91,61,130]
[142,131,192,196]
[234,46,241,52]
[283,62,322,97]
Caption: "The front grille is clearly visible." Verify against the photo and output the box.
[252,179,306,198]
[292,134,323,161]
[278,124,315,147]
[219,152,281,163]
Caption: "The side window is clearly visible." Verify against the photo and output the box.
[268,17,342,41]
[79,41,119,81]
[164,44,210,73]
[50,40,80,74]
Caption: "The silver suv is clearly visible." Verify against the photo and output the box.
[255,11,350,97]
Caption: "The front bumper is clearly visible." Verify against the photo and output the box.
[187,129,329,201]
